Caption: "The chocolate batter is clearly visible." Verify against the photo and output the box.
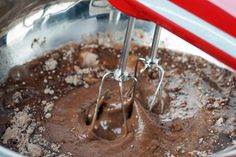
[0,42,236,157]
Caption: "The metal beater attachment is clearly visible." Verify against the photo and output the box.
[90,17,137,136]
[134,25,165,112]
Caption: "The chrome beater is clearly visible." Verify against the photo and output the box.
[91,18,165,136]
[134,25,165,112]
[90,17,137,135]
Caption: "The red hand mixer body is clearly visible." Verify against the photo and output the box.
[109,0,236,71]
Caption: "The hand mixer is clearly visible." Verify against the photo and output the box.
[91,0,236,136]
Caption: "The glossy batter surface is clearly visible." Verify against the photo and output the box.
[0,42,236,157]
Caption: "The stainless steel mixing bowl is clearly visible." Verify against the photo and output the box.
[0,0,234,156]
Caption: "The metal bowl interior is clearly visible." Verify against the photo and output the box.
[0,0,233,157]
[0,0,155,82]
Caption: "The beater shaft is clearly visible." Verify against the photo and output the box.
[119,17,136,75]
[150,25,161,64]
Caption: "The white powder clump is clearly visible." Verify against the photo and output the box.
[51,143,61,152]
[27,143,43,157]
[80,51,99,67]
[12,91,22,104]
[2,107,32,144]
[73,65,81,73]
[44,87,54,95]
[100,120,108,130]
[215,117,224,127]
[63,48,74,61]
[112,128,121,135]
[188,150,207,157]
[1,106,44,157]
[65,75,82,86]
[164,151,176,157]
[44,58,58,71]
[45,113,52,119]
[58,152,73,157]
[38,126,45,133]
[43,102,54,113]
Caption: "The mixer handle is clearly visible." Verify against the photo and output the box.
[109,0,236,71]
